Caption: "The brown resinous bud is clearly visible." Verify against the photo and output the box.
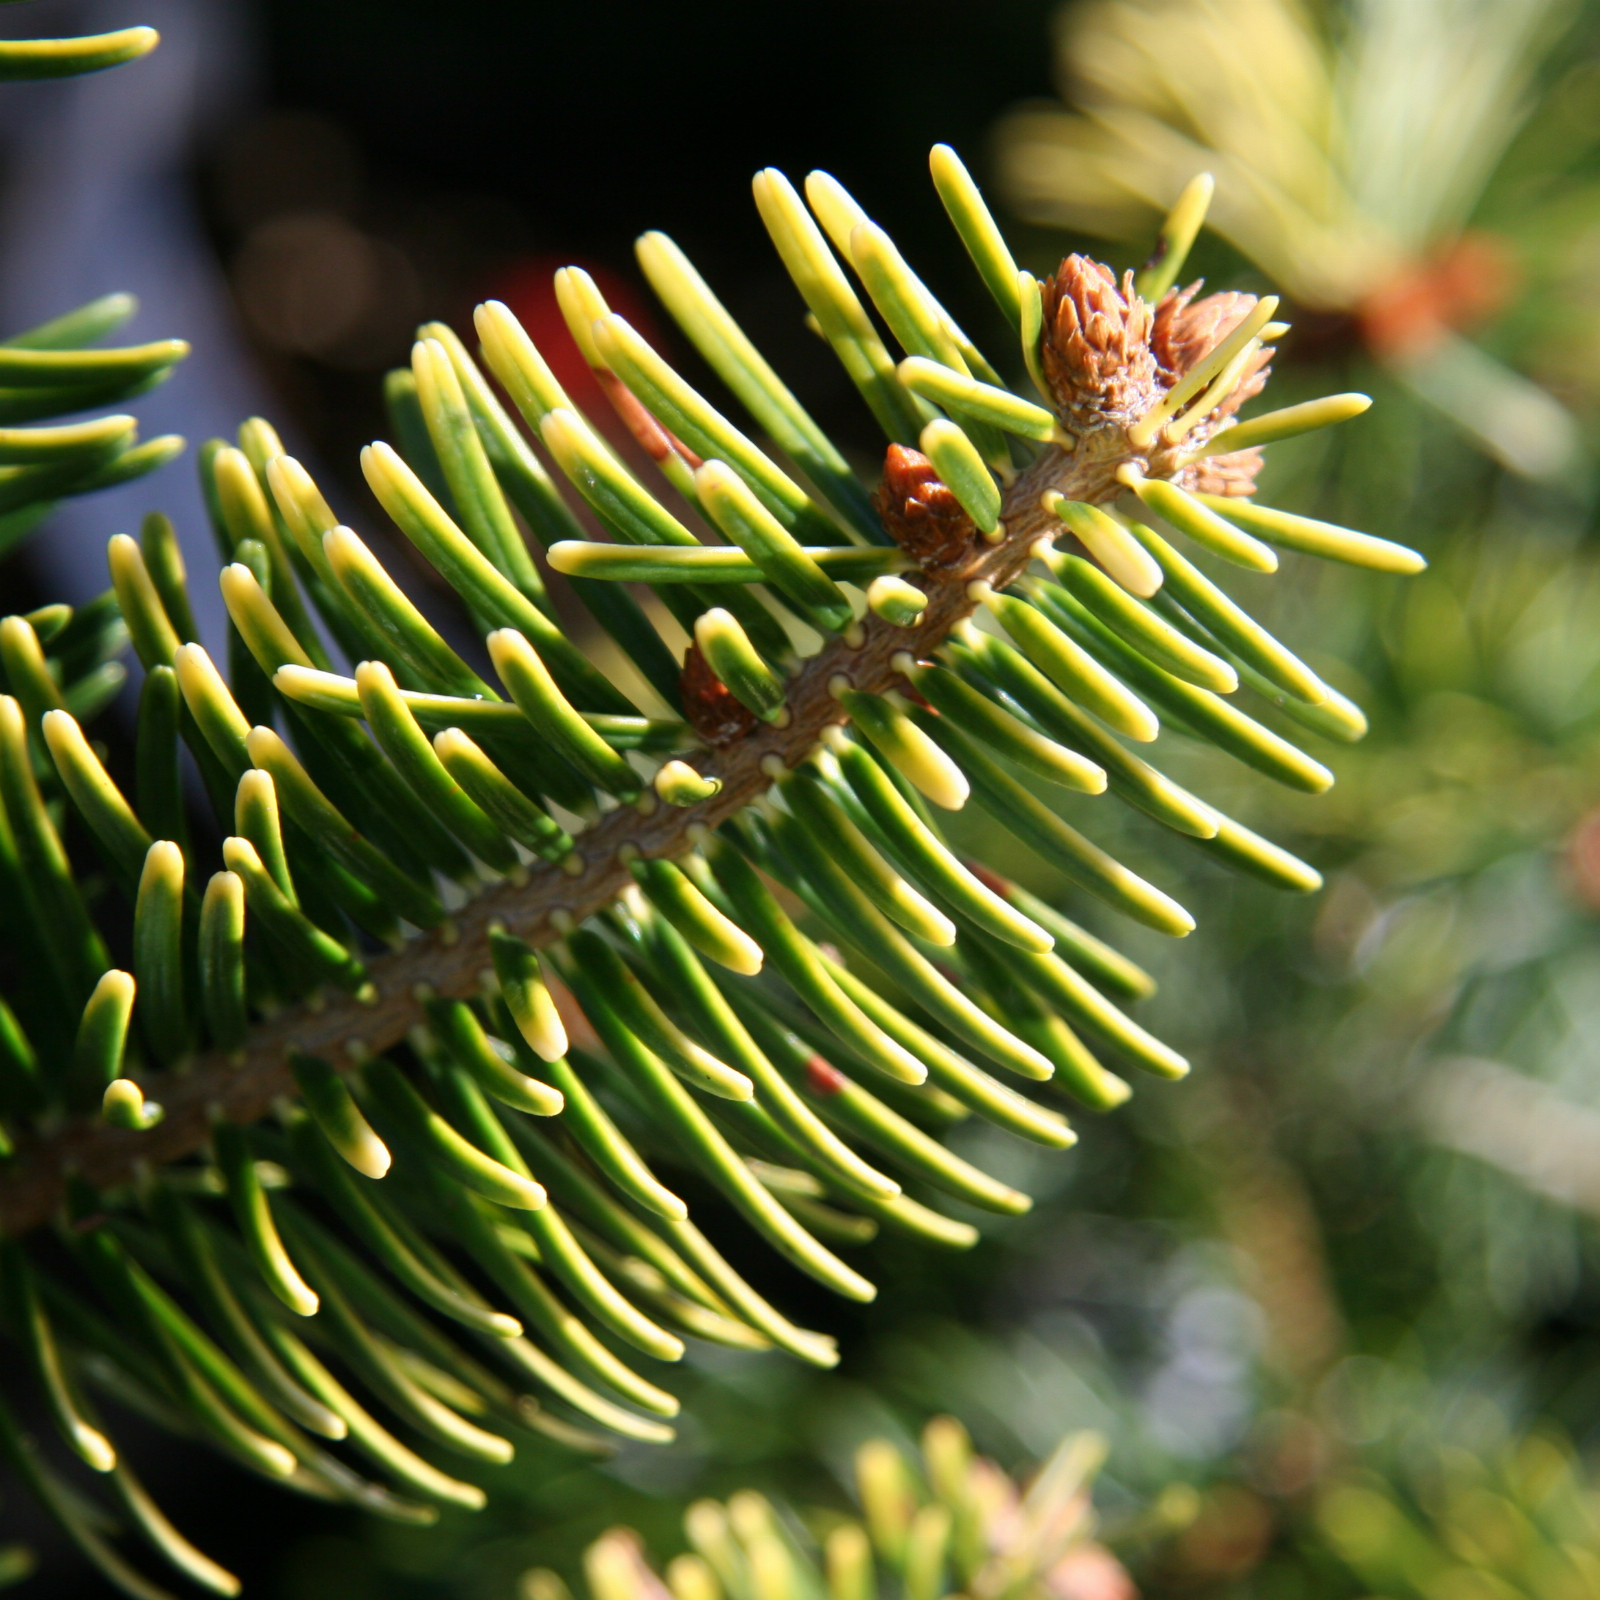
[874,443,977,571]
[679,640,758,747]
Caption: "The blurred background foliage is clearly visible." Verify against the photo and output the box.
[7,0,1600,1596]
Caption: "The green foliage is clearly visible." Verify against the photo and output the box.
[1319,1417,1600,1599]
[0,122,1419,1594]
[0,13,157,82]
[524,1418,1141,1600]
[0,288,187,563]
[0,10,190,742]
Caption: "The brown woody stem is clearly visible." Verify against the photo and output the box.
[0,439,1128,1237]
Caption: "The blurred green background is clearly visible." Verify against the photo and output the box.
[8,1,1600,1595]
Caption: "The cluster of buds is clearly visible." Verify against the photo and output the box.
[872,254,1277,571]
[1034,256,1273,497]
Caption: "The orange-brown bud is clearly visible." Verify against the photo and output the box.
[1152,283,1254,379]
[1183,446,1266,499]
[1152,284,1274,423]
[679,640,758,747]
[874,443,976,571]
[1039,255,1156,422]
[1153,282,1274,497]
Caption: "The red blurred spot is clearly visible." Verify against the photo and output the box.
[486,255,665,449]
[1045,1546,1137,1600]
[805,1055,846,1095]
[1566,803,1600,910]
[543,967,602,1053]
[964,859,1012,897]
[1357,231,1517,362]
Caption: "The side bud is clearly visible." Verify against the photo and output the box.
[1151,282,1274,496]
[679,641,759,747]
[874,444,977,572]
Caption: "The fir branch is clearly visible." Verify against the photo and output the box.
[0,446,1077,1236]
[0,131,1427,1594]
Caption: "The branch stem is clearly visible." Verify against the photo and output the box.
[0,441,1120,1237]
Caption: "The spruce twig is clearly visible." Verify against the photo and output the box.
[0,134,1429,1593]
[0,447,1074,1236]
